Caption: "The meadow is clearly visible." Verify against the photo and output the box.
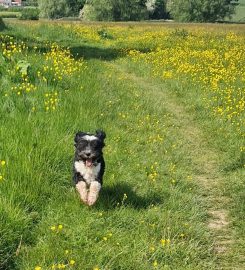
[0,20,244,270]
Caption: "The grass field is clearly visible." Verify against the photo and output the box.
[0,20,244,270]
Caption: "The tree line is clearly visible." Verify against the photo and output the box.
[22,0,239,22]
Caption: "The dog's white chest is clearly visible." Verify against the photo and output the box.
[75,161,101,185]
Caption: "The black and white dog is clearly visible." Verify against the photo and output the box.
[73,130,106,206]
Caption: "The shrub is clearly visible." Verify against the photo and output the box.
[97,28,114,39]
[19,8,39,20]
[7,6,24,12]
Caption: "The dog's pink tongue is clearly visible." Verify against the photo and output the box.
[86,159,93,167]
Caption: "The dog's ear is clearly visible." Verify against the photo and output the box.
[74,131,86,145]
[96,130,106,141]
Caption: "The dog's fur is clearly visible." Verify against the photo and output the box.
[73,130,106,206]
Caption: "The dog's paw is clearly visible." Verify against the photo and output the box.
[87,182,101,206]
[80,194,88,204]
[76,182,88,204]
[87,193,99,206]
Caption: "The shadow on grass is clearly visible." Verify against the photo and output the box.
[70,45,122,61]
[97,182,168,210]
[223,154,245,172]
[3,29,122,61]
[4,28,154,61]
[29,43,122,61]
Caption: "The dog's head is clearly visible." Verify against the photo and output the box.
[74,130,106,167]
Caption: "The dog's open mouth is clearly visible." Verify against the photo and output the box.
[85,158,93,167]
[82,157,98,167]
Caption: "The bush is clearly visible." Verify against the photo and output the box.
[22,0,39,7]
[19,8,39,20]
[0,17,5,31]
[7,6,24,12]
[97,28,114,39]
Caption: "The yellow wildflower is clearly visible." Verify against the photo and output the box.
[50,225,56,231]
[160,239,166,246]
[150,246,155,252]
[1,160,5,166]
[153,260,158,267]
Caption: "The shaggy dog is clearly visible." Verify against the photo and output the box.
[73,130,106,206]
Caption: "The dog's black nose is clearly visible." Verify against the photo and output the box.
[85,152,91,157]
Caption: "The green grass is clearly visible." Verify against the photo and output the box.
[0,12,20,18]
[0,21,244,270]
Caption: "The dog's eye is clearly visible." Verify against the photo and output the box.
[79,140,88,147]
[90,140,99,148]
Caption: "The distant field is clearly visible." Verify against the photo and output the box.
[0,20,244,270]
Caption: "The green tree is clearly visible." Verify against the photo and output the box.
[19,8,40,20]
[82,0,113,21]
[168,0,239,22]
[112,0,148,21]
[38,0,69,18]
[82,0,148,21]
[148,0,169,19]
[38,0,86,18]
[67,0,86,16]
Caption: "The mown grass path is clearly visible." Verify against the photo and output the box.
[107,60,243,269]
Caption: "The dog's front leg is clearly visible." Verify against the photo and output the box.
[76,181,88,204]
[87,181,101,206]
